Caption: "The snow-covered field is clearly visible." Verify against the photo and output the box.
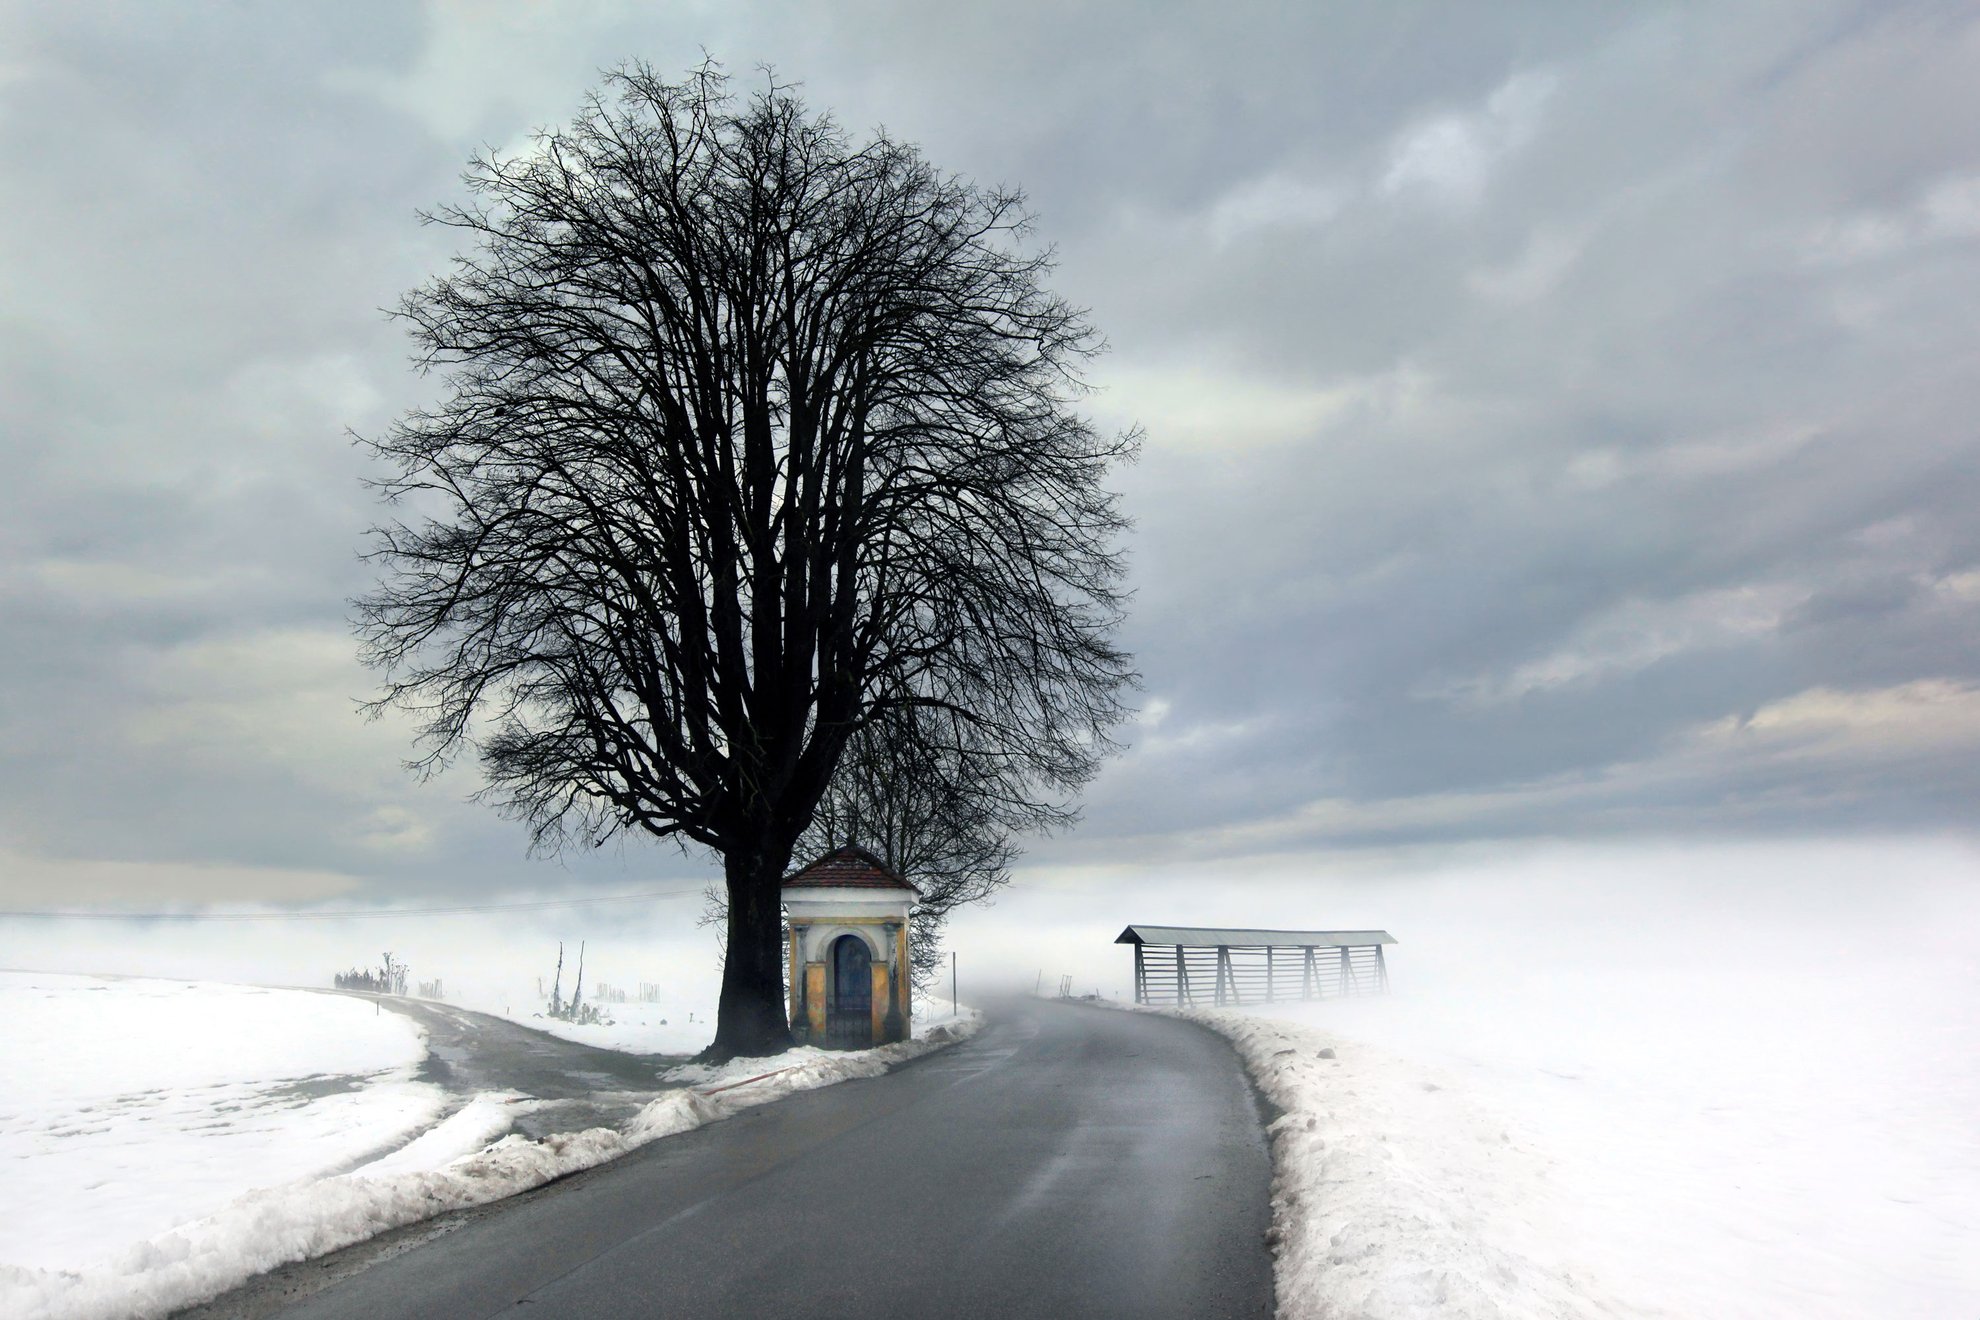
[0,970,981,1320]
[446,985,717,1055]
[1190,959,1980,1319]
[0,972,442,1273]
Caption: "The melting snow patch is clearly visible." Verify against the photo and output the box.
[663,1011,983,1109]
[347,1093,535,1180]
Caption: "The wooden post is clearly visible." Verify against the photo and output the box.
[1376,944,1389,993]
[1266,946,1276,1003]
[1175,944,1190,1006]
[1214,946,1231,1006]
[1338,945,1351,996]
[1134,942,1145,1004]
[1302,946,1317,999]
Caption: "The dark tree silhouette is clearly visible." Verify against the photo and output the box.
[796,703,1067,992]
[357,62,1135,1060]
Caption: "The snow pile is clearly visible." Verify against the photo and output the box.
[1,992,979,1320]
[663,1009,983,1107]
[348,1093,534,1180]
[1189,1009,1644,1319]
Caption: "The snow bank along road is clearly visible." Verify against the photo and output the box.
[193,998,1274,1319]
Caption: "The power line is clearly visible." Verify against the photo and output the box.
[0,886,707,922]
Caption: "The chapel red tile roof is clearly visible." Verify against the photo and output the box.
[782,844,920,895]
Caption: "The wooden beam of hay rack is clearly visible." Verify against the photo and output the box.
[1114,925,1396,1007]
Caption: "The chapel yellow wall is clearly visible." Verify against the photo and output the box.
[804,961,827,1040]
[869,963,889,1045]
[786,913,911,1047]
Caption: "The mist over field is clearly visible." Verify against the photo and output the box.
[15,834,1975,1064]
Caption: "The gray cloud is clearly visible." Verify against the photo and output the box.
[1,1,1976,905]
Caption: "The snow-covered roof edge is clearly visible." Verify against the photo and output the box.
[1115,925,1396,948]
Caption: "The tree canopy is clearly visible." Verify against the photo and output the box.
[357,62,1135,1059]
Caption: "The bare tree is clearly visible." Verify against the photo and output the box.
[797,703,1067,992]
[357,62,1135,1060]
[711,701,1050,993]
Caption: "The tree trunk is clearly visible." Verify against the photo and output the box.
[706,838,796,1061]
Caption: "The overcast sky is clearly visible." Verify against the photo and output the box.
[4,1,1978,912]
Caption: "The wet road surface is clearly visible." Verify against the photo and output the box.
[331,993,684,1139]
[193,998,1274,1319]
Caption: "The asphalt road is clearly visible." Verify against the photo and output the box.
[199,998,1274,1320]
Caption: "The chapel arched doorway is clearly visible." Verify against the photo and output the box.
[825,933,874,1049]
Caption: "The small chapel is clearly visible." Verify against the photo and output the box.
[783,845,919,1050]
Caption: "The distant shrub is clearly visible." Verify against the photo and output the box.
[333,953,408,996]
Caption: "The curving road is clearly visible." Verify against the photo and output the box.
[191,998,1275,1319]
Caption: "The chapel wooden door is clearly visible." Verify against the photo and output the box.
[825,934,873,1049]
